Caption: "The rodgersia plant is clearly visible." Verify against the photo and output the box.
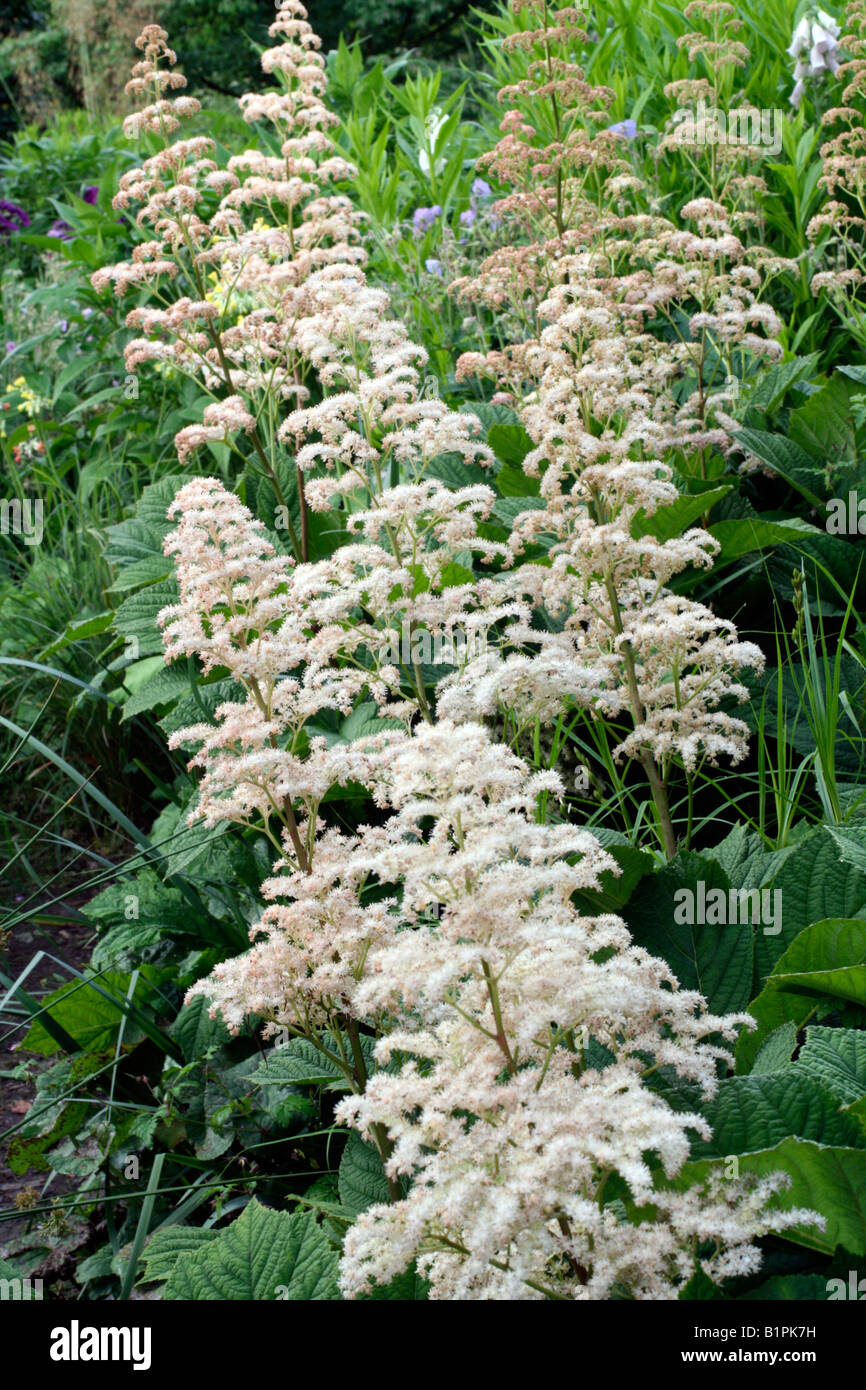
[329,722,817,1300]
[92,4,825,1300]
[449,1,804,857]
[91,6,365,559]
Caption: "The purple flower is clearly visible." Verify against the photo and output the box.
[59,320,69,333]
[48,218,72,240]
[425,258,444,276]
[82,307,93,319]
[5,341,16,354]
[82,185,99,204]
[0,201,30,235]
[471,179,492,199]
[608,118,638,140]
[460,208,476,228]
[412,204,442,235]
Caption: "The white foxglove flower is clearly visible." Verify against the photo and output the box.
[787,14,812,55]
[418,107,448,177]
[789,7,841,106]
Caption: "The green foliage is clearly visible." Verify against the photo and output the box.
[2,0,866,1307]
[149,1199,341,1300]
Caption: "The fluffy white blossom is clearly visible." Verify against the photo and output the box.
[129,0,821,1302]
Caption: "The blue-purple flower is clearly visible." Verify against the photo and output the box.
[471,179,492,199]
[608,118,638,140]
[460,208,476,228]
[425,258,444,276]
[0,201,30,236]
[82,185,99,205]
[413,204,442,236]
[48,218,72,240]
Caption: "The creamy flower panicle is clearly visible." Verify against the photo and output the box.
[453,222,772,797]
[90,3,368,555]
[93,3,828,1301]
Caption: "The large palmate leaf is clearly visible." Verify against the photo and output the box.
[459,401,522,432]
[104,476,179,593]
[169,994,232,1063]
[488,421,535,470]
[737,919,866,1073]
[827,826,866,877]
[88,869,209,971]
[425,451,490,489]
[788,373,859,464]
[754,829,866,982]
[114,581,179,658]
[623,852,753,1013]
[707,823,797,892]
[742,352,821,417]
[732,428,825,507]
[796,1026,866,1107]
[633,486,730,542]
[22,972,144,1057]
[571,830,655,913]
[139,1228,219,1285]
[692,1072,864,1158]
[251,1031,375,1089]
[251,1038,349,1089]
[708,516,820,562]
[750,1023,798,1075]
[121,665,191,719]
[161,1200,340,1300]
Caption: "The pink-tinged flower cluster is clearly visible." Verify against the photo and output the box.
[451,233,770,781]
[163,484,820,1298]
[116,0,824,1301]
[447,24,786,836]
[91,4,366,502]
[326,722,819,1300]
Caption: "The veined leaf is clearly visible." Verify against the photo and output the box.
[733,428,825,507]
[738,919,866,1072]
[162,1200,340,1300]
[338,1132,391,1218]
[692,1071,864,1158]
[622,852,753,1014]
[797,1026,866,1106]
[139,1227,219,1285]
